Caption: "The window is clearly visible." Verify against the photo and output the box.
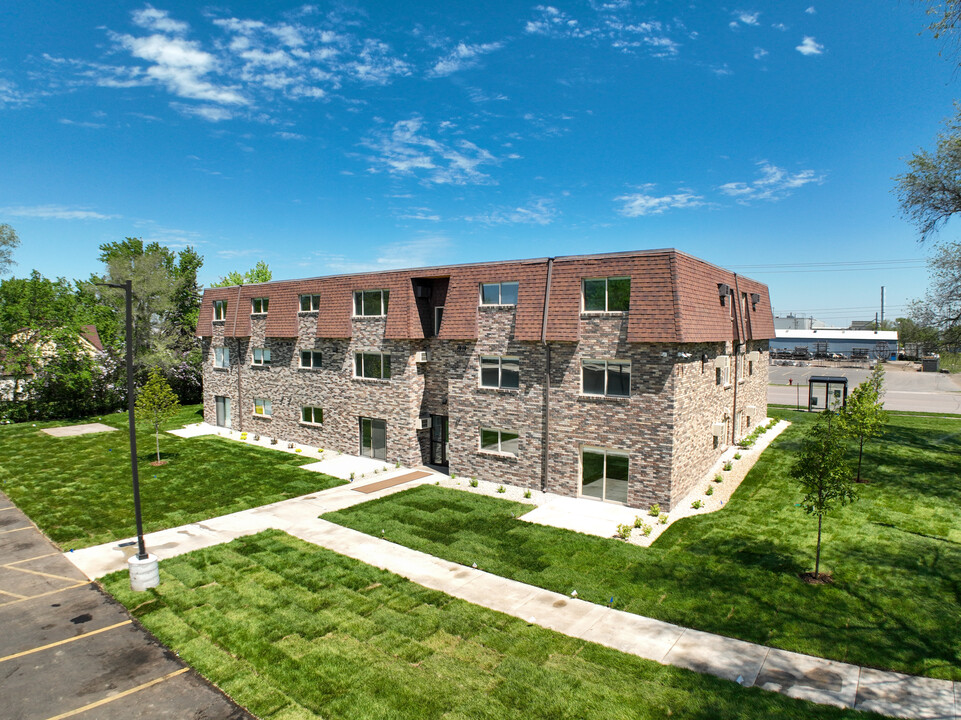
[300,294,320,312]
[581,448,629,504]
[480,281,519,306]
[301,406,323,424]
[213,347,229,368]
[715,356,730,386]
[253,398,272,416]
[354,289,389,317]
[480,428,519,456]
[299,350,322,369]
[582,277,630,312]
[251,297,269,314]
[213,300,227,321]
[581,359,630,397]
[252,347,272,366]
[480,356,519,389]
[355,352,391,379]
[434,306,444,336]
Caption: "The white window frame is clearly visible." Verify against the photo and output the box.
[301,406,323,425]
[580,446,630,504]
[580,358,631,398]
[353,289,389,317]
[213,300,227,321]
[253,397,272,416]
[479,355,520,389]
[251,297,269,315]
[299,350,322,369]
[213,347,229,368]
[479,427,520,456]
[299,294,320,312]
[715,356,731,387]
[479,281,519,306]
[354,351,391,380]
[582,276,631,313]
[252,347,272,366]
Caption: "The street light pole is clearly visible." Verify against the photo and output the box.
[95,279,147,560]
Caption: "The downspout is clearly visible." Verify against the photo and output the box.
[731,274,745,447]
[234,285,244,432]
[540,258,554,492]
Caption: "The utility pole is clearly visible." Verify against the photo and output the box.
[881,286,885,327]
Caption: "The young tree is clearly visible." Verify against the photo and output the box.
[791,412,859,582]
[840,365,889,483]
[210,261,272,287]
[135,368,180,464]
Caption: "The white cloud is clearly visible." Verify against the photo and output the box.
[172,103,234,121]
[717,161,823,202]
[274,131,305,140]
[312,236,451,273]
[132,6,188,35]
[524,5,681,58]
[1,204,118,220]
[805,6,816,14]
[464,198,558,225]
[59,118,106,128]
[736,12,760,26]
[615,186,704,217]
[772,22,788,31]
[796,36,824,56]
[217,248,261,258]
[428,41,504,78]
[366,116,499,185]
[0,77,29,107]
[753,47,768,60]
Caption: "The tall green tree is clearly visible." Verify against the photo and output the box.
[840,365,889,483]
[210,261,272,287]
[135,368,180,464]
[0,224,19,276]
[791,412,858,581]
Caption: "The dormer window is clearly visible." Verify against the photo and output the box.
[251,297,269,314]
[583,277,630,312]
[213,300,227,321]
[479,281,518,306]
[299,294,320,312]
[354,290,389,317]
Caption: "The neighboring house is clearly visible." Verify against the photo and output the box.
[195,250,774,511]
[0,325,103,401]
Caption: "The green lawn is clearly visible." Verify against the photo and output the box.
[324,409,961,680]
[103,530,881,720]
[0,405,343,549]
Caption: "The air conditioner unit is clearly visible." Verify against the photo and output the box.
[714,355,729,369]
[414,285,432,299]
[414,350,431,363]
[416,416,432,430]
[750,292,761,308]
[718,283,731,303]
[747,351,760,363]
[712,422,726,437]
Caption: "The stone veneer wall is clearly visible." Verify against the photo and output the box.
[669,341,770,506]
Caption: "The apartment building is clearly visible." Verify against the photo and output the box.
[196,249,774,510]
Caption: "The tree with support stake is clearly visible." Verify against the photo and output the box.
[135,368,180,465]
[840,364,888,483]
[791,411,858,584]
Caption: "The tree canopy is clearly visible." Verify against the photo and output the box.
[0,224,19,276]
[211,261,272,287]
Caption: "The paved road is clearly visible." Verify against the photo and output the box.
[769,364,961,413]
[0,492,252,720]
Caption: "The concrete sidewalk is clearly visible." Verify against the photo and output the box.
[64,481,959,719]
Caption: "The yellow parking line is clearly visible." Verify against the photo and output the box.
[4,552,59,566]
[0,526,32,535]
[0,588,28,599]
[43,667,190,720]
[6,565,85,583]
[0,506,17,512]
[0,620,132,663]
[0,581,91,608]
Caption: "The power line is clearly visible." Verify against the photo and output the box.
[731,258,926,269]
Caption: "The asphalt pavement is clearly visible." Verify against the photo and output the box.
[0,492,252,720]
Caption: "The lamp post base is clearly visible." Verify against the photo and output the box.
[128,553,160,591]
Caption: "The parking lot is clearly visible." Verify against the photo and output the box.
[0,492,251,720]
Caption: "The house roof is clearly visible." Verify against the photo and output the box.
[80,325,103,351]
[196,249,776,344]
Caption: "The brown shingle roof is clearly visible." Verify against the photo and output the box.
[196,250,775,343]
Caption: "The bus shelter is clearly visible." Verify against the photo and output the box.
[808,376,848,412]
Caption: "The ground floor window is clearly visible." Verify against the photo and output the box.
[253,398,272,416]
[479,427,519,456]
[581,447,629,504]
[301,406,323,424]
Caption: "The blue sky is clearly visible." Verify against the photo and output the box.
[0,1,953,326]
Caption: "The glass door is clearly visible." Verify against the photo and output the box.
[430,415,448,466]
[215,396,231,428]
[581,448,629,504]
[359,417,387,460]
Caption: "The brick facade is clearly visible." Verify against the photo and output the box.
[199,250,774,510]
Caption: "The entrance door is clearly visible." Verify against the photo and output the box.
[430,415,449,466]
[359,417,387,460]
[215,396,231,428]
[581,448,629,504]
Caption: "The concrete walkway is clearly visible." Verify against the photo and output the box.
[65,481,958,719]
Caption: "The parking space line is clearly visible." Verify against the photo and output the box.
[43,667,190,720]
[0,581,92,608]
[3,552,60,566]
[0,526,32,535]
[0,588,28,599]
[0,620,132,663]
[5,565,86,583]
[0,506,17,512]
